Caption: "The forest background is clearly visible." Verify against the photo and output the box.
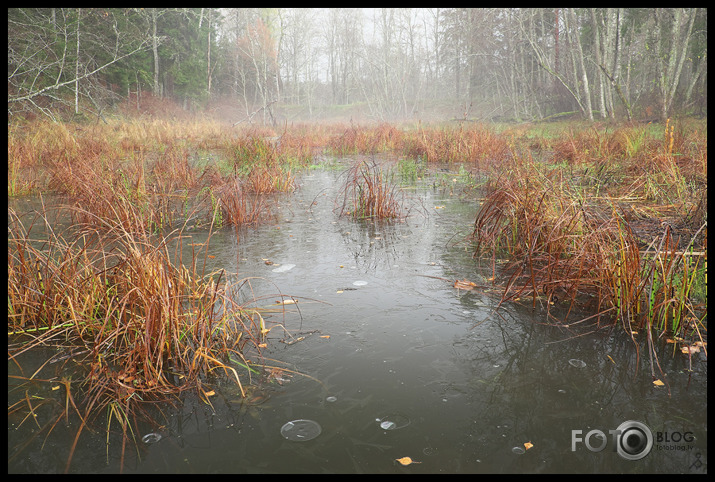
[8,8,707,124]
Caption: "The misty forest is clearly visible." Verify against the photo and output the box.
[8,8,707,474]
[8,8,708,122]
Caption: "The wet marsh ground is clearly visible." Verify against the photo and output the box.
[8,118,707,473]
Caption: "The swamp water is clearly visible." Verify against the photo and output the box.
[8,167,707,473]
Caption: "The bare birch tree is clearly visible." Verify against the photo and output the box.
[654,8,697,121]
[8,8,152,120]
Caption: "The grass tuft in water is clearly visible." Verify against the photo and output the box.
[337,159,405,221]
[7,203,282,471]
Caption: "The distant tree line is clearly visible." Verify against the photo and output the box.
[8,8,707,122]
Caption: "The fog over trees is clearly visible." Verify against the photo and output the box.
[8,8,707,123]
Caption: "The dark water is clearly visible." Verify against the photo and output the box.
[8,166,707,473]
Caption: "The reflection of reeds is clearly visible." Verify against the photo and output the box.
[338,159,403,220]
[7,205,269,471]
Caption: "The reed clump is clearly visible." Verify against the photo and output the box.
[152,143,199,193]
[474,159,598,308]
[8,120,315,237]
[279,123,332,162]
[402,123,511,170]
[47,150,177,236]
[472,153,706,340]
[211,176,269,228]
[327,123,403,156]
[546,120,707,205]
[229,134,281,172]
[338,159,404,221]
[246,165,296,193]
[9,119,315,197]
[8,204,270,470]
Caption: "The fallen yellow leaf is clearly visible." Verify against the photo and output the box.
[319,335,330,339]
[524,441,534,450]
[653,379,665,386]
[204,390,215,397]
[51,385,60,391]
[681,345,700,354]
[396,456,421,466]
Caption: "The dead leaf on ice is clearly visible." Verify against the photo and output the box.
[681,345,700,354]
[275,299,297,305]
[395,456,421,466]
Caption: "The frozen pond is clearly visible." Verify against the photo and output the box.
[8,166,707,473]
